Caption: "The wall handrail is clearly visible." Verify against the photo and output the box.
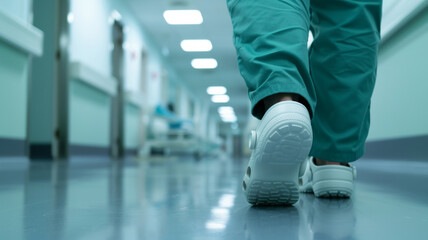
[125,91,144,108]
[381,0,428,43]
[0,9,43,56]
[69,61,118,96]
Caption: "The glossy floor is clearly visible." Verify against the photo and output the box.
[1,155,428,240]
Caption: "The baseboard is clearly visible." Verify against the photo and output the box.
[29,143,53,159]
[364,135,428,160]
[0,137,26,156]
[69,144,109,156]
[125,148,138,156]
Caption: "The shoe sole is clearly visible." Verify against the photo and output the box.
[314,181,353,198]
[299,184,314,194]
[244,119,312,205]
[313,169,354,198]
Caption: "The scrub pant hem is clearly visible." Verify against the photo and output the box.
[310,147,365,163]
[249,81,313,120]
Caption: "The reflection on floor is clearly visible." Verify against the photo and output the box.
[1,155,428,240]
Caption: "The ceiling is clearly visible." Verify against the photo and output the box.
[125,0,250,124]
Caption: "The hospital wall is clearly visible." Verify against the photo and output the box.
[68,0,146,152]
[0,0,39,156]
[68,0,209,153]
[368,8,428,141]
[0,0,31,22]
[0,0,212,158]
[0,39,29,145]
[0,3,33,234]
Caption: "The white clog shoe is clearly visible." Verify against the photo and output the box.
[243,101,312,205]
[299,157,357,198]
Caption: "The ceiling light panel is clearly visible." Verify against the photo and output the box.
[207,86,227,95]
[211,95,229,103]
[163,10,203,25]
[181,39,213,52]
[222,116,237,122]
[218,106,234,114]
[191,58,218,69]
[219,106,237,123]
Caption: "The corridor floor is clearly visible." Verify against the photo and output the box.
[1,155,428,240]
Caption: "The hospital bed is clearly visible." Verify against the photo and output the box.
[140,105,211,158]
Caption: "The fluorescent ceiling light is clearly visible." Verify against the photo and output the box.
[219,113,235,120]
[223,117,236,122]
[211,95,229,103]
[191,58,217,69]
[220,114,236,119]
[163,10,203,25]
[221,114,237,119]
[219,107,237,122]
[207,86,227,95]
[218,106,234,114]
[181,39,212,52]
[222,117,237,123]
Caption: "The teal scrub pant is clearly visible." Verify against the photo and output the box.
[227,0,382,163]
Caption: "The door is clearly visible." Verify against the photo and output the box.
[110,20,125,158]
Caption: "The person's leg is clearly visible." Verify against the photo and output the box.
[226,0,315,205]
[309,0,382,164]
[226,0,316,119]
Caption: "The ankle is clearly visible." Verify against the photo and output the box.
[264,93,300,111]
[314,158,349,167]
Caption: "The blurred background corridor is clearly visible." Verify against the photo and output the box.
[0,0,428,239]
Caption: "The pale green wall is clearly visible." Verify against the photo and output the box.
[124,103,140,149]
[0,0,31,22]
[368,9,428,141]
[0,41,28,140]
[69,80,111,147]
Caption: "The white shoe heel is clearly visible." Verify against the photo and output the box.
[243,101,312,205]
